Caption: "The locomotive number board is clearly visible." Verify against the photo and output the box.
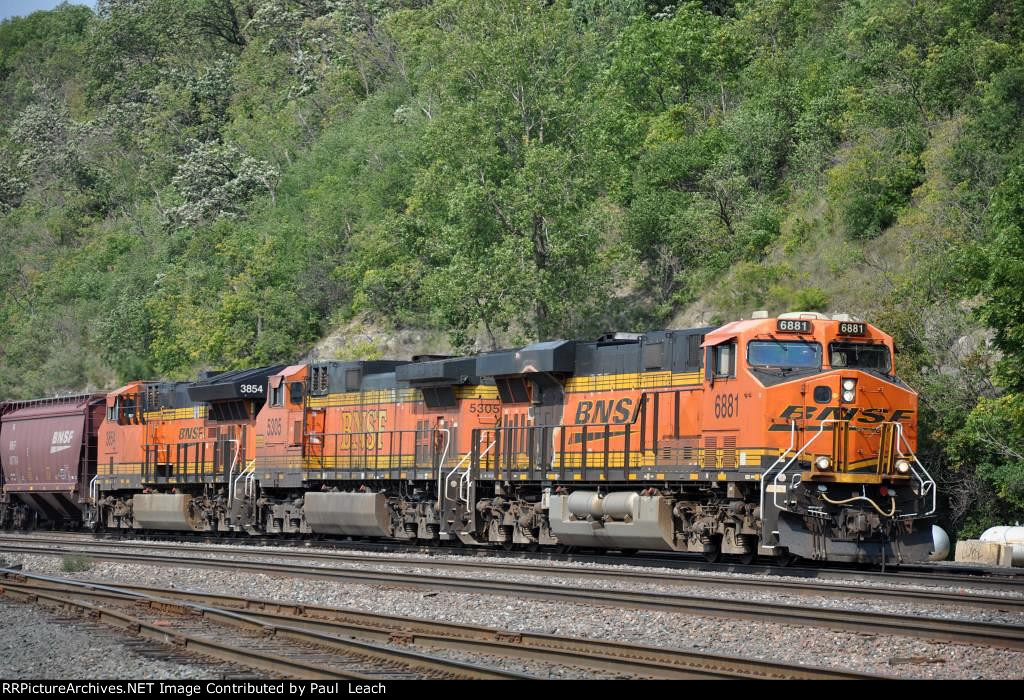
[777,319,813,334]
[837,321,867,336]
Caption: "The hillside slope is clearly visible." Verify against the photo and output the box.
[1,0,1022,534]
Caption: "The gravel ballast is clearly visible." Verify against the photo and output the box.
[4,540,1022,625]
[0,598,236,679]
[5,552,1023,680]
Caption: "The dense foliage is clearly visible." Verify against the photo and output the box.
[1,0,1022,535]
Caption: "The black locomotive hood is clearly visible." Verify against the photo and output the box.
[187,364,287,402]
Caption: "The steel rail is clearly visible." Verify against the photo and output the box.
[2,543,1023,650]
[0,572,879,680]
[5,531,1022,592]
[2,534,1020,612]
[0,569,527,680]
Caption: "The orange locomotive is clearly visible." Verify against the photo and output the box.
[247,358,500,539]
[463,312,936,563]
[72,313,938,563]
[92,366,283,531]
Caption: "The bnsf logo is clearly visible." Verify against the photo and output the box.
[51,430,74,445]
[50,430,75,454]
[178,427,205,440]
[574,398,634,425]
[778,405,914,424]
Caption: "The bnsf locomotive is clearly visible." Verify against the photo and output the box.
[0,313,940,564]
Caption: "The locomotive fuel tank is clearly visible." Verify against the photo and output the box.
[548,491,677,550]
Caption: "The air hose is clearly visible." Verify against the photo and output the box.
[821,493,896,517]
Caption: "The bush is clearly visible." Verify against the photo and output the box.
[61,554,92,573]
[826,137,923,239]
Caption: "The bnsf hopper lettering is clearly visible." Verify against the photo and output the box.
[49,430,75,454]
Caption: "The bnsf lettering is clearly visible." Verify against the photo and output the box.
[778,405,914,424]
[574,398,633,425]
[340,410,389,449]
[178,427,204,440]
[51,430,74,445]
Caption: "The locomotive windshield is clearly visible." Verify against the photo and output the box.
[829,342,891,372]
[747,340,821,369]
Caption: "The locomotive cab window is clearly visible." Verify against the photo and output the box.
[829,342,891,372]
[117,395,139,425]
[710,342,736,378]
[748,341,822,369]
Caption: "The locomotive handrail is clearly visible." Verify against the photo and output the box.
[305,428,445,475]
[223,439,242,507]
[770,419,837,513]
[893,422,937,517]
[759,420,797,519]
[459,438,497,506]
[431,428,453,506]
[243,459,258,500]
[766,420,935,519]
[88,474,101,527]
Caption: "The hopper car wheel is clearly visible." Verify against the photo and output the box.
[501,539,516,551]
[774,552,797,567]
[739,551,757,565]
[619,548,638,556]
[526,541,541,552]
[703,545,722,563]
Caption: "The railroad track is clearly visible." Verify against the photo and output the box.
[6,530,1022,593]
[6,532,1024,614]
[0,569,523,680]
[2,540,1023,650]
[0,570,878,680]
[2,534,1022,612]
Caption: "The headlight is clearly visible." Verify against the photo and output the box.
[895,459,911,474]
[815,456,832,471]
[842,390,856,402]
[842,379,856,391]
